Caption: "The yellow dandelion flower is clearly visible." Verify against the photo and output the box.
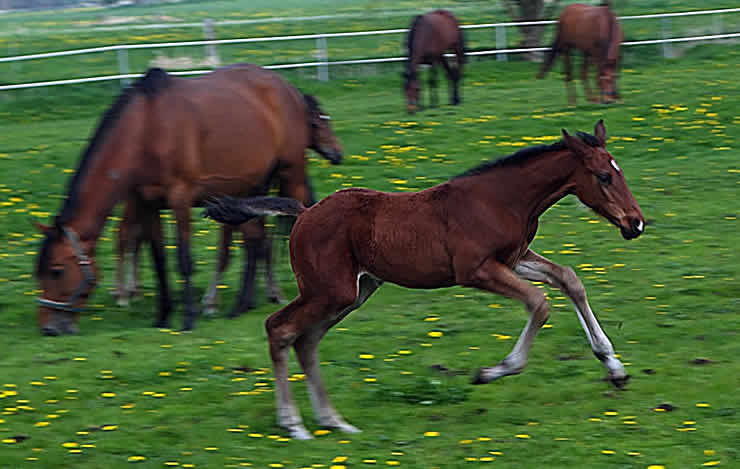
[424,431,439,437]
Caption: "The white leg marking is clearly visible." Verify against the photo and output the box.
[516,254,627,382]
[202,270,224,316]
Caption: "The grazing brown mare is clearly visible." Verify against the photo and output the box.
[34,63,342,336]
[205,120,645,439]
[537,2,623,105]
[403,9,466,113]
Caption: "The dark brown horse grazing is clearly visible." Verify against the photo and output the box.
[538,2,623,105]
[34,63,342,336]
[403,9,466,113]
[204,120,645,439]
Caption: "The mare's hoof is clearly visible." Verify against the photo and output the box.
[608,374,631,389]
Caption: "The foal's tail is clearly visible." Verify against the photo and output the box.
[204,196,306,225]
[537,23,563,79]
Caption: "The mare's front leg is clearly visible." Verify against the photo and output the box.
[263,228,285,304]
[171,194,198,331]
[428,61,439,108]
[460,259,550,383]
[440,56,460,105]
[145,206,173,328]
[562,49,576,106]
[230,228,259,318]
[514,249,629,388]
[581,53,597,103]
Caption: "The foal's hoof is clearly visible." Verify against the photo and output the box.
[471,368,490,385]
[286,425,313,440]
[607,373,631,389]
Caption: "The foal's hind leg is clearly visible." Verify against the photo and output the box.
[294,274,382,433]
[266,298,314,440]
[463,260,550,384]
[514,250,629,387]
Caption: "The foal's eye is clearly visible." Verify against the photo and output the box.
[50,267,64,279]
[597,172,612,185]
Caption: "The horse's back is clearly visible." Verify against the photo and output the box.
[142,64,307,197]
[291,187,456,288]
[558,4,615,50]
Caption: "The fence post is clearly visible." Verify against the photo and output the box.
[713,14,723,34]
[316,35,328,82]
[496,25,507,61]
[116,48,130,88]
[203,19,220,67]
[661,17,673,58]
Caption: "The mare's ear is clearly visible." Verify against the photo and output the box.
[594,119,607,146]
[561,129,591,158]
[32,220,51,233]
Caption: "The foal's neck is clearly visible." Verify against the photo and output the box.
[486,149,578,221]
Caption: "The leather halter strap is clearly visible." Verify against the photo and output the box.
[38,227,96,314]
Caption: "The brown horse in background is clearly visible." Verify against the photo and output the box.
[205,120,645,439]
[403,9,466,113]
[538,2,623,104]
[34,63,342,336]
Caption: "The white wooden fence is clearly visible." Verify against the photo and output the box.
[1,7,738,91]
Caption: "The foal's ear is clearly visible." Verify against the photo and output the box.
[561,129,591,157]
[594,119,607,146]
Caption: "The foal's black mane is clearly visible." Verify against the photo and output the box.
[36,68,170,275]
[453,131,600,180]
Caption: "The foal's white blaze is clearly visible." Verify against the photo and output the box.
[610,159,621,172]
[636,220,644,233]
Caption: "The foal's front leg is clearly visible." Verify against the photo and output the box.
[462,259,550,384]
[514,249,629,388]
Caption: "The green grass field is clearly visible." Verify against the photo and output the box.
[1,1,739,468]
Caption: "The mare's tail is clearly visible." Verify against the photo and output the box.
[204,196,306,226]
[537,24,562,79]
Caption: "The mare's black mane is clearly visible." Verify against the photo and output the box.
[36,68,170,275]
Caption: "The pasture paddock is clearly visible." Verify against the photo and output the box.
[0,26,738,469]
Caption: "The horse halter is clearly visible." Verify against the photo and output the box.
[38,227,96,314]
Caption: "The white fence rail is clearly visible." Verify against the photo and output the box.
[1,8,738,91]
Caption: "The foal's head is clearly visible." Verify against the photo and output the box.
[35,223,98,335]
[303,94,342,165]
[564,120,645,240]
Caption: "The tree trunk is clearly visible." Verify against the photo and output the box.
[505,0,561,61]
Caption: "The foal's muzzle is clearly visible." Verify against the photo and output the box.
[620,216,645,240]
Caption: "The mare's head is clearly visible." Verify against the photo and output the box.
[303,94,342,164]
[35,222,98,335]
[563,120,644,240]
